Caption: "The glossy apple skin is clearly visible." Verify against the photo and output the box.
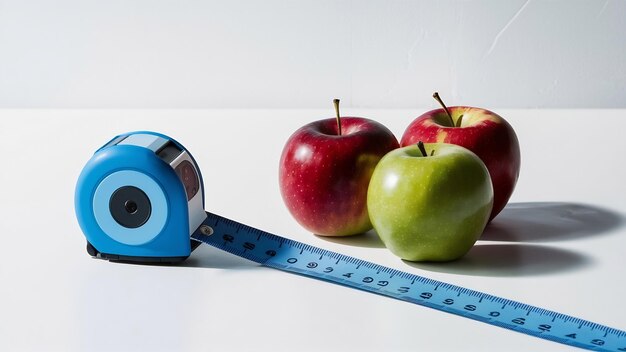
[401,107,520,221]
[367,143,493,261]
[279,117,399,236]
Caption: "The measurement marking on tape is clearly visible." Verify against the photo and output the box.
[192,212,626,351]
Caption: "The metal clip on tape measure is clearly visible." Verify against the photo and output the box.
[75,131,625,351]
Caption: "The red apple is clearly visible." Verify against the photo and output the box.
[279,99,399,236]
[400,93,520,221]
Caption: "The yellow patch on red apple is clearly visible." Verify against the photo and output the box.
[460,108,501,126]
[436,130,448,143]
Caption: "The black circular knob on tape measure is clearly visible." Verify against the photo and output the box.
[109,186,152,228]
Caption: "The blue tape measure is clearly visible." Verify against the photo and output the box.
[75,131,625,351]
[192,212,625,351]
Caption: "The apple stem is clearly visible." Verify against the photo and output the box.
[432,92,455,127]
[333,99,342,136]
[430,149,435,156]
[417,141,428,157]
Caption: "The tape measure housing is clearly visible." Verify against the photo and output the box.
[75,131,206,262]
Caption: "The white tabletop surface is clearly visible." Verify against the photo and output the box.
[0,109,624,352]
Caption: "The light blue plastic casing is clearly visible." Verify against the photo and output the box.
[75,131,205,261]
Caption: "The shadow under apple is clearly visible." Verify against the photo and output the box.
[482,202,624,242]
[315,229,386,248]
[405,243,591,277]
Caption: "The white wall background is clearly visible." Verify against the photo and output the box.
[0,0,624,109]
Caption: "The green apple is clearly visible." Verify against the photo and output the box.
[367,142,493,261]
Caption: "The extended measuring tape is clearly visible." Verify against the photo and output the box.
[75,131,625,351]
